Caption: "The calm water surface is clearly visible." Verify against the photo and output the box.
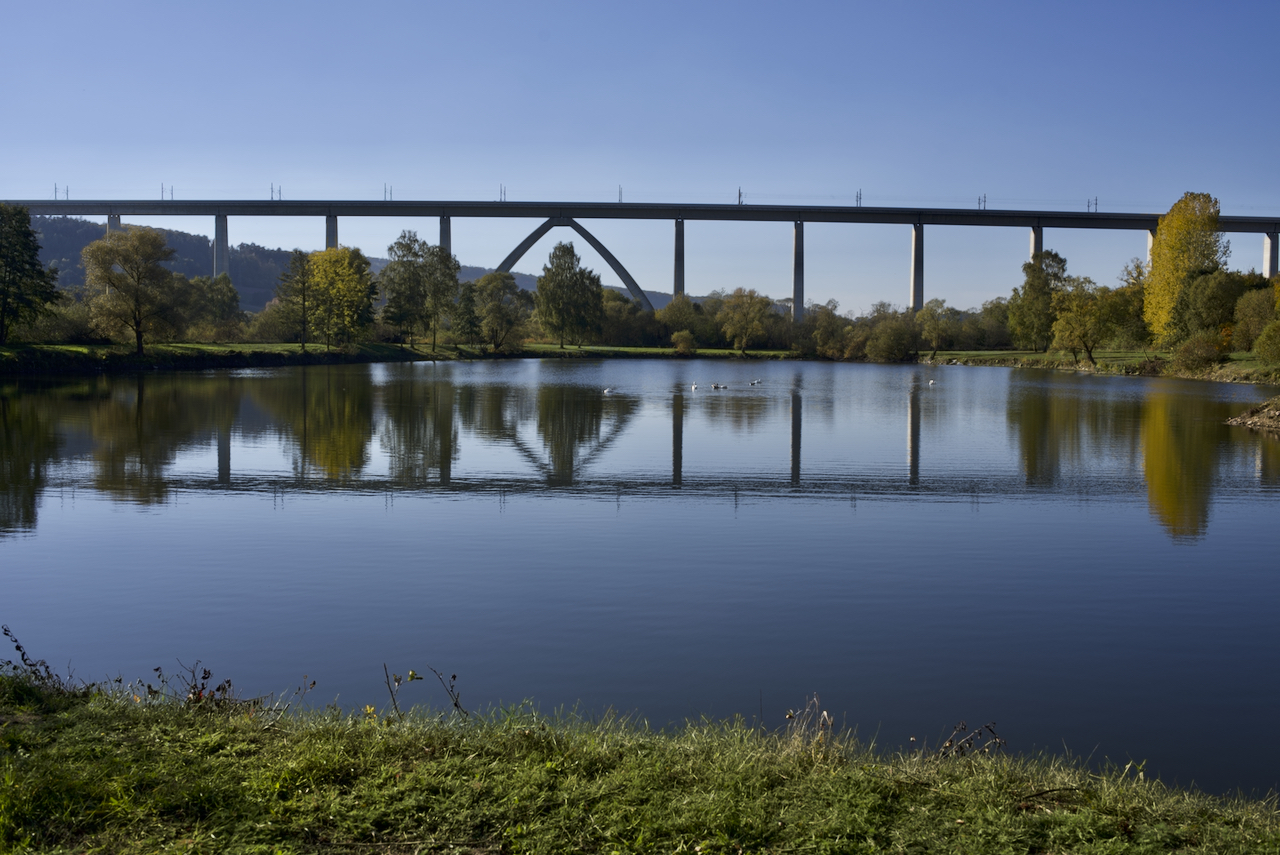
[3,360,1278,795]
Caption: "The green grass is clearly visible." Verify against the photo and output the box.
[2,672,1277,854]
[928,349,1280,385]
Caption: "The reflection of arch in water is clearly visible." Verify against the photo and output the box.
[502,395,637,486]
[497,217,655,312]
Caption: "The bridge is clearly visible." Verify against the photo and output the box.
[12,199,1280,319]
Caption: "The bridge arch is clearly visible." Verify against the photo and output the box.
[497,217,655,312]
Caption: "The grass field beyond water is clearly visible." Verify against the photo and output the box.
[2,660,1278,855]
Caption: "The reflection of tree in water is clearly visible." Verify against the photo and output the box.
[455,384,534,443]
[88,375,241,503]
[378,368,457,485]
[697,393,771,433]
[251,367,374,482]
[1141,390,1227,540]
[1006,376,1142,486]
[0,387,63,535]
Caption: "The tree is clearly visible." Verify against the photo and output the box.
[1235,287,1277,352]
[177,273,244,340]
[917,298,960,359]
[452,281,481,348]
[0,204,60,345]
[535,242,604,348]
[1167,269,1262,344]
[423,245,461,351]
[1109,258,1151,349]
[379,231,430,346]
[1050,277,1110,364]
[475,271,529,352]
[82,227,179,355]
[275,250,316,350]
[310,246,375,347]
[1008,250,1068,352]
[1145,192,1230,342]
[719,287,774,352]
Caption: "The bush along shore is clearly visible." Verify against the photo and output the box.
[2,641,1278,854]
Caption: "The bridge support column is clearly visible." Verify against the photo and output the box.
[440,215,451,255]
[1265,233,1278,278]
[106,214,121,233]
[214,215,230,279]
[673,219,685,297]
[1030,225,1043,259]
[217,426,231,486]
[792,221,804,322]
[1147,229,1156,264]
[910,224,924,311]
[325,216,338,249]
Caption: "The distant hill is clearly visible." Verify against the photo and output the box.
[31,217,554,312]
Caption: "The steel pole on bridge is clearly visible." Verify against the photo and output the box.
[1030,225,1043,260]
[440,215,451,256]
[1266,233,1278,278]
[325,216,338,249]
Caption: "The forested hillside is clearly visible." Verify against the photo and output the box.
[30,216,545,312]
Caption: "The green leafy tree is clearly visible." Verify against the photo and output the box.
[1145,192,1230,342]
[1050,277,1110,364]
[379,231,430,346]
[917,298,961,358]
[82,227,179,355]
[535,242,604,349]
[1109,259,1151,349]
[0,204,61,345]
[719,287,774,353]
[1235,287,1278,352]
[276,250,316,350]
[475,271,529,352]
[865,311,918,362]
[177,273,244,340]
[423,245,461,351]
[310,246,376,347]
[452,281,481,348]
[1167,269,1263,344]
[1008,250,1068,352]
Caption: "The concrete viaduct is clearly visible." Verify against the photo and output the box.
[13,199,1280,320]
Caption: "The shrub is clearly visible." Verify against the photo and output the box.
[1235,287,1278,352]
[671,329,697,356]
[1254,319,1280,364]
[865,316,918,363]
[1172,330,1226,372]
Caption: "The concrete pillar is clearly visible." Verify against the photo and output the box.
[910,224,924,311]
[673,219,685,297]
[440,215,451,255]
[106,214,121,233]
[672,391,684,488]
[792,221,804,322]
[1030,225,1043,260]
[790,391,802,487]
[213,215,230,279]
[1264,233,1278,278]
[325,215,338,249]
[1147,229,1156,264]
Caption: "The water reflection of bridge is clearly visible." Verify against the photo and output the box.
[5,369,1279,542]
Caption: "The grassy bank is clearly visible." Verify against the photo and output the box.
[928,349,1280,386]
[0,342,790,375]
[2,670,1277,854]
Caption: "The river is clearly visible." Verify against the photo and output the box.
[2,359,1278,795]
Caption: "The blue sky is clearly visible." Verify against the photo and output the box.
[5,0,1277,312]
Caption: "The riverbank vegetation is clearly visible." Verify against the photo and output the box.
[3,641,1277,854]
[4,194,1280,381]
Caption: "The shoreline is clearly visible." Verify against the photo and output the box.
[2,668,1277,852]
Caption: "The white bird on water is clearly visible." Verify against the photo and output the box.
[691,383,698,391]
[929,379,936,386]
[603,388,614,394]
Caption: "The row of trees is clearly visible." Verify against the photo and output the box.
[4,195,1279,364]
